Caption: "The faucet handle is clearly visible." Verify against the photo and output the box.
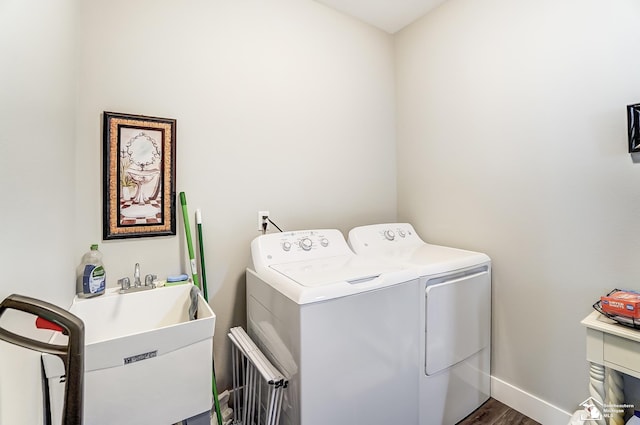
[118,277,131,291]
[144,274,157,288]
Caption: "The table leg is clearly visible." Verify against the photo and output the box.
[589,362,606,425]
[605,367,624,425]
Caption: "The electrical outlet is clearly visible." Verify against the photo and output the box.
[258,210,270,232]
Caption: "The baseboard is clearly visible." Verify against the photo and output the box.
[491,376,572,425]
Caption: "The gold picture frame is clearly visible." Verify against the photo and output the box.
[103,111,176,240]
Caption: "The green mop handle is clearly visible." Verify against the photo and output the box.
[179,192,200,289]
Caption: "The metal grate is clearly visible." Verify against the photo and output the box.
[229,327,287,425]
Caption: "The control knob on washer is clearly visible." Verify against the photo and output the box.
[398,229,406,238]
[384,230,395,241]
[282,241,292,251]
[300,237,313,251]
[320,238,329,247]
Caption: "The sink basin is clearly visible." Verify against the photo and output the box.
[42,284,215,425]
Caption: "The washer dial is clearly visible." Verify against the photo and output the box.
[300,237,313,251]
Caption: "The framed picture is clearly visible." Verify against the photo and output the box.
[103,111,176,240]
[628,104,640,153]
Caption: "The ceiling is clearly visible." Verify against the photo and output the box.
[314,0,447,33]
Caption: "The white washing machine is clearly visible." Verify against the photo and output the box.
[246,229,421,425]
[348,223,491,425]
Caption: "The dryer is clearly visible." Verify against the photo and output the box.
[348,223,491,425]
[246,229,421,425]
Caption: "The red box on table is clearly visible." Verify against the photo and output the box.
[601,290,640,319]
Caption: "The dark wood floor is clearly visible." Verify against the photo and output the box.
[457,398,540,425]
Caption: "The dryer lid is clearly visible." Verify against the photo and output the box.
[348,223,490,274]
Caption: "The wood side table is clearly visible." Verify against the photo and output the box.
[582,310,640,425]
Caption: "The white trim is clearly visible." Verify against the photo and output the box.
[491,376,573,425]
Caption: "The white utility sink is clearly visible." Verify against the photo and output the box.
[42,284,215,425]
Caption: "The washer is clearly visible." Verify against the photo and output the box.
[348,223,491,425]
[246,229,421,425]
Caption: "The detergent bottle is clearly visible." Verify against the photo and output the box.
[76,244,106,298]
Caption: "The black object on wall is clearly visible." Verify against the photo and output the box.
[628,104,640,153]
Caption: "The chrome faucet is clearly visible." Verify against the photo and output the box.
[119,263,157,294]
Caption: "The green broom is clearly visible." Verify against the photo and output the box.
[180,192,222,425]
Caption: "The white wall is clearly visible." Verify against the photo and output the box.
[396,0,640,419]
[0,1,396,423]
[76,0,397,393]
[0,0,78,423]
